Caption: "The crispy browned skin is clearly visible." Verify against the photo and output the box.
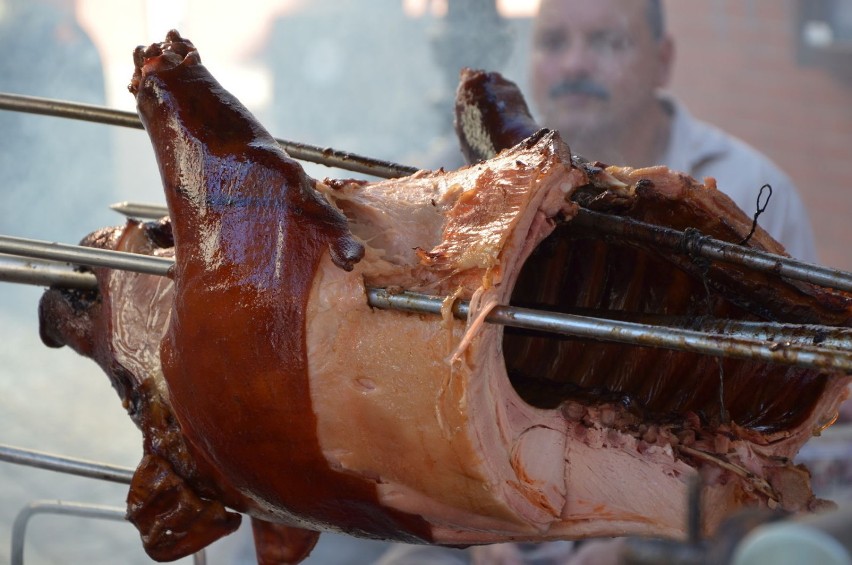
[39,221,242,560]
[39,220,320,563]
[129,30,430,542]
[251,517,320,565]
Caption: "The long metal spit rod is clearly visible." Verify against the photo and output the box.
[6,251,852,354]
[0,254,99,290]
[0,92,418,179]
[572,209,852,293]
[6,255,852,352]
[109,201,852,295]
[0,444,133,485]
[3,234,852,372]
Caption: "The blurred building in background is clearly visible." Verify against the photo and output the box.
[663,0,852,271]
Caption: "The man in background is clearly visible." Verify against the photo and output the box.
[530,0,817,262]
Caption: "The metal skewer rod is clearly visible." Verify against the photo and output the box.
[0,92,418,179]
[7,251,852,353]
[0,235,173,276]
[0,444,133,484]
[108,201,852,294]
[0,254,98,290]
[572,209,852,293]
[107,201,170,220]
[376,291,852,371]
[2,235,852,372]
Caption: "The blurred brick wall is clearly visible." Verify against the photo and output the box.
[664,0,852,270]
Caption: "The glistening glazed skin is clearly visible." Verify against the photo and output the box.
[128,31,434,540]
[38,220,322,564]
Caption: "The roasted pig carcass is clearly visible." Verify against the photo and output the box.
[38,31,852,563]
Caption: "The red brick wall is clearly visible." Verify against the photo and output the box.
[664,0,852,271]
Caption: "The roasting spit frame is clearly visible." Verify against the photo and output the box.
[2,91,852,564]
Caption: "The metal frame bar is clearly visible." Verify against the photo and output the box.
[0,445,207,565]
[11,500,206,565]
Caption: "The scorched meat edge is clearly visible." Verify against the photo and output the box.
[36,31,852,563]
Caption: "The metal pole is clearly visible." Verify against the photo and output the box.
[4,236,852,372]
[108,202,852,295]
[6,254,852,353]
[0,254,98,290]
[0,92,417,179]
[572,209,852,293]
[0,444,133,484]
[0,235,172,276]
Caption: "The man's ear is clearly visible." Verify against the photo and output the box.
[657,35,675,88]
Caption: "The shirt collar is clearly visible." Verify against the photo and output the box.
[660,96,728,174]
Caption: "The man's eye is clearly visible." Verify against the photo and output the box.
[590,33,630,53]
[535,33,566,52]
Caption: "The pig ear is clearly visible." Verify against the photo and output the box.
[126,453,242,561]
[251,518,321,564]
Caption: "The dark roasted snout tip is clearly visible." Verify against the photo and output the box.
[37,287,98,353]
[162,30,196,59]
[329,237,365,272]
[133,45,146,69]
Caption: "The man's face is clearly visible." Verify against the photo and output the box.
[530,0,672,145]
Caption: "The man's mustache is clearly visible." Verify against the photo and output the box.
[549,79,610,101]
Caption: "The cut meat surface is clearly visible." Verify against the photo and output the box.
[36,35,852,563]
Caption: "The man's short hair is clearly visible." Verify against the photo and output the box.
[648,0,666,41]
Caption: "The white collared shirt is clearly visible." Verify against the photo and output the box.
[661,97,818,262]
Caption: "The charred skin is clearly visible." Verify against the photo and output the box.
[129,31,430,541]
